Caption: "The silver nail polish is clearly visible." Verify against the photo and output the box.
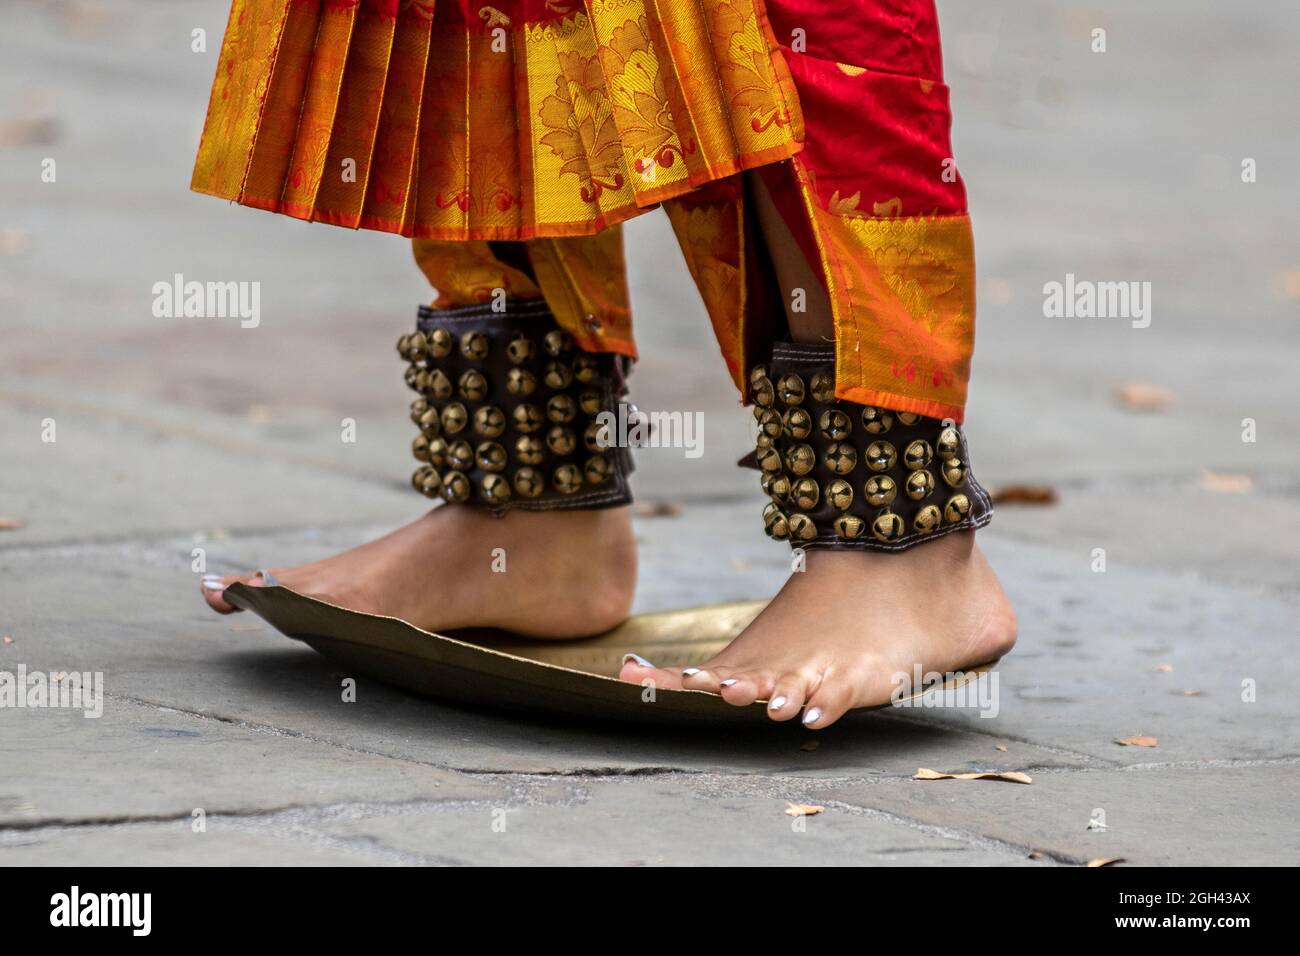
[201,574,220,582]
[720,678,738,687]
[682,667,701,677]
[202,580,225,592]
[622,652,654,668]
[802,707,822,726]
[768,696,787,711]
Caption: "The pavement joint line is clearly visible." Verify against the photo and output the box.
[868,709,1121,768]
[814,799,1074,865]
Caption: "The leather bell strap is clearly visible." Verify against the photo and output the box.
[398,300,633,513]
[748,343,992,551]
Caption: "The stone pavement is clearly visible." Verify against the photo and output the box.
[1,1,1297,865]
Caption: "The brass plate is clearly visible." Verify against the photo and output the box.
[223,584,994,725]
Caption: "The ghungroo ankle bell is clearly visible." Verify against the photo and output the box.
[746,343,991,551]
[400,299,633,514]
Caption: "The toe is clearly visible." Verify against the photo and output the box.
[765,674,809,722]
[680,666,725,694]
[200,573,249,614]
[617,656,686,690]
[801,676,856,730]
[718,671,773,708]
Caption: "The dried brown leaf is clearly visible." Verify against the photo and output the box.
[2,635,12,644]
[1114,382,1175,411]
[1200,470,1252,494]
[783,802,824,817]
[1086,857,1126,867]
[913,768,1032,784]
[0,517,24,531]
[987,484,1058,505]
[0,117,60,147]
[1153,663,1173,673]
[1181,689,1202,697]
[995,744,1008,752]
[1115,735,1158,747]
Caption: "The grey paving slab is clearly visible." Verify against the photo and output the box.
[813,763,1300,867]
[313,775,1046,867]
[0,696,507,827]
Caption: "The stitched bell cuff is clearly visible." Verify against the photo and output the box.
[398,299,634,514]
[747,343,992,551]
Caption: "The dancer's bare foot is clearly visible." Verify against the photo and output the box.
[200,506,636,639]
[619,532,1015,728]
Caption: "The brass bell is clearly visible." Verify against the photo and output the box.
[471,406,503,438]
[903,439,933,471]
[546,426,576,456]
[410,398,429,423]
[936,425,961,459]
[411,465,433,492]
[506,335,534,364]
[749,365,769,388]
[583,454,611,484]
[427,368,453,400]
[441,470,470,503]
[943,493,971,524]
[897,411,922,426]
[777,373,805,406]
[819,409,852,441]
[411,433,431,462]
[544,329,573,357]
[419,407,442,438]
[791,476,820,510]
[514,467,544,497]
[766,473,792,503]
[396,333,411,359]
[810,371,835,403]
[404,364,421,391]
[458,369,488,402]
[426,437,448,469]
[782,407,812,439]
[404,331,427,361]
[861,406,893,434]
[756,446,783,473]
[823,441,857,475]
[446,440,474,472]
[941,457,967,487]
[757,408,783,439]
[785,442,816,476]
[914,504,942,533]
[480,473,511,504]
[460,330,489,360]
[441,401,468,435]
[572,355,599,383]
[427,327,453,358]
[552,463,583,494]
[578,389,602,416]
[872,510,905,543]
[506,367,537,397]
[476,441,507,472]
[863,474,897,507]
[905,469,935,501]
[547,394,578,423]
[755,433,773,450]
[826,478,854,511]
[419,472,443,499]
[513,403,544,434]
[788,513,817,541]
[584,421,607,453]
[864,440,897,472]
[751,375,775,408]
[833,514,866,538]
[543,361,573,390]
[763,507,789,540]
[515,435,545,465]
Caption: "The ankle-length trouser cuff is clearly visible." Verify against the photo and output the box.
[398,300,634,514]
[746,343,992,551]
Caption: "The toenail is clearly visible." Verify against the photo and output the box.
[682,668,701,677]
[802,707,823,726]
[720,678,738,687]
[202,574,220,582]
[202,580,225,592]
[622,653,654,668]
[769,696,787,711]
